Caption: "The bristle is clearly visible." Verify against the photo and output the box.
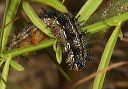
[8,9,92,71]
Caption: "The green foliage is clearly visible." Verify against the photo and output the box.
[56,44,62,64]
[82,12,128,33]
[92,24,121,89]
[53,39,62,64]
[76,0,103,23]
[0,0,128,89]
[22,0,54,37]
[4,39,55,57]
[1,0,21,51]
[32,0,68,13]
[10,60,24,71]
[0,57,11,89]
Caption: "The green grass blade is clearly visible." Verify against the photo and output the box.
[53,39,57,51]
[53,40,62,64]
[1,0,21,51]
[0,73,7,86]
[0,0,10,47]
[2,0,10,27]
[22,1,54,37]
[32,0,68,13]
[92,24,121,89]
[0,57,11,89]
[76,0,103,23]
[56,44,62,64]
[4,39,55,57]
[82,12,128,33]
[10,60,24,71]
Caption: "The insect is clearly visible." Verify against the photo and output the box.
[41,9,92,71]
[8,24,48,50]
[8,9,92,71]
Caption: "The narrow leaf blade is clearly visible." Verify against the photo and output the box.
[10,60,24,71]
[92,25,121,89]
[32,0,68,13]
[76,0,103,23]
[22,1,54,37]
[1,0,21,51]
[56,44,62,64]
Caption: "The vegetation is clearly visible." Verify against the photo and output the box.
[0,0,128,89]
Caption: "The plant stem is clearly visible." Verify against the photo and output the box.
[4,39,55,57]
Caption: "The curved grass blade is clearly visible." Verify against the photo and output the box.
[1,0,21,51]
[92,24,121,89]
[22,1,54,37]
[53,39,62,64]
[53,39,57,51]
[10,60,24,71]
[82,12,128,33]
[32,0,68,13]
[2,0,21,50]
[0,0,10,49]
[76,0,103,23]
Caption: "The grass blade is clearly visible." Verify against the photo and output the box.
[32,0,68,13]
[56,44,62,64]
[1,0,21,51]
[92,24,121,89]
[82,12,128,33]
[10,60,24,71]
[0,57,11,89]
[0,0,10,49]
[76,0,103,23]
[22,0,54,37]
[2,0,10,27]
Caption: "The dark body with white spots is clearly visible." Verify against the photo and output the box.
[42,9,91,71]
[8,9,91,71]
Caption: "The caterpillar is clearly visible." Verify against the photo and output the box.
[8,9,92,71]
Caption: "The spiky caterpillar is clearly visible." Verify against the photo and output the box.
[8,9,92,71]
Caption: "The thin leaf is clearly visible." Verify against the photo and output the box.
[119,29,123,40]
[53,39,57,51]
[92,24,121,89]
[32,0,68,13]
[0,0,10,50]
[0,60,5,67]
[0,73,6,87]
[1,0,21,51]
[56,44,62,64]
[2,0,10,27]
[0,57,11,89]
[82,12,128,33]
[10,60,24,71]
[76,0,103,23]
[22,1,54,37]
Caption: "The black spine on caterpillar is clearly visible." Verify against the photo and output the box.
[8,9,92,71]
[42,9,92,71]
